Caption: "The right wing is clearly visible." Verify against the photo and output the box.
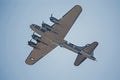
[74,54,86,66]
[53,5,82,39]
[25,37,57,65]
[44,5,82,42]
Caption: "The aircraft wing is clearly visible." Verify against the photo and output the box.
[54,5,82,39]
[26,5,82,65]
[31,5,82,44]
[25,37,57,65]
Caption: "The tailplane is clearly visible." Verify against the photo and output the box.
[74,54,86,66]
[82,42,98,55]
[74,42,98,66]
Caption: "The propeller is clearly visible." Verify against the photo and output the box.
[31,32,35,36]
[42,21,44,24]
[33,32,35,35]
[28,38,32,45]
[31,32,35,39]
[30,39,32,41]
[51,13,53,17]
[50,14,53,21]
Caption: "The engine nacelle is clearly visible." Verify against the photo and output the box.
[32,34,41,42]
[42,22,53,31]
[30,24,41,30]
[28,40,37,48]
[50,16,59,24]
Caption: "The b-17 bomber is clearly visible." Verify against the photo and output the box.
[25,5,98,66]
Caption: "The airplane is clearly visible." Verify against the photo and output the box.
[25,5,98,66]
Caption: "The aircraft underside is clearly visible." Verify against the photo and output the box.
[26,5,98,66]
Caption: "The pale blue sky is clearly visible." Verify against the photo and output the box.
[0,0,120,80]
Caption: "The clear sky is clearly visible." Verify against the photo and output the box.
[0,0,120,80]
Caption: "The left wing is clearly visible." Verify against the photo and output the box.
[25,37,57,65]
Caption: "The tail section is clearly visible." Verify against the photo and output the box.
[74,54,86,66]
[83,42,98,55]
[74,42,98,66]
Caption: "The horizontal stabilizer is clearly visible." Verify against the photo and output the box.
[82,42,98,55]
[74,42,98,66]
[74,54,86,66]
